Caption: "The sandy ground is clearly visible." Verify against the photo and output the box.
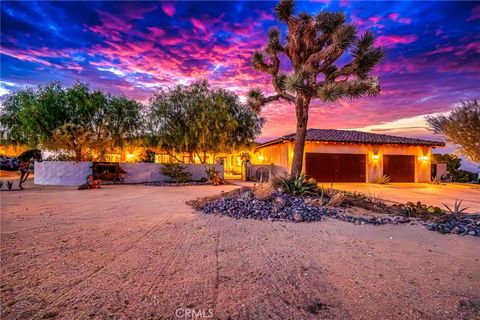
[1,181,479,320]
[320,183,480,214]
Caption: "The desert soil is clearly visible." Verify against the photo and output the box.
[1,181,479,320]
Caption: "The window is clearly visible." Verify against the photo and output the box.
[105,153,121,162]
[236,156,242,167]
[155,154,170,164]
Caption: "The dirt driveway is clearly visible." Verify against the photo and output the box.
[1,183,479,319]
[321,183,480,213]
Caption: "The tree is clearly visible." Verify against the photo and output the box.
[248,0,384,176]
[432,153,461,176]
[0,81,143,160]
[146,80,263,163]
[427,100,480,164]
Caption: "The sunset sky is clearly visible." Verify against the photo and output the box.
[1,1,479,147]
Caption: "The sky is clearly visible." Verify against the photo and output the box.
[1,0,479,165]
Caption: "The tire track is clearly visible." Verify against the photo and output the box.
[27,211,176,320]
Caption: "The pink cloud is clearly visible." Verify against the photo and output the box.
[387,13,412,25]
[191,18,207,32]
[376,34,418,48]
[425,46,455,56]
[368,16,382,24]
[387,13,400,20]
[467,4,480,21]
[161,3,176,17]
[398,18,412,24]
[258,10,274,21]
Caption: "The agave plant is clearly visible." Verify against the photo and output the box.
[443,200,469,214]
[280,174,317,196]
[375,174,391,184]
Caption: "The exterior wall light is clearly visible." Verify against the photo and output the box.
[372,154,380,161]
[419,155,429,162]
[258,155,264,162]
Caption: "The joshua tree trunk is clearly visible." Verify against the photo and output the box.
[291,94,310,176]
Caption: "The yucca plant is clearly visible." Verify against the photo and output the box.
[375,174,391,184]
[280,174,317,196]
[443,200,469,214]
[248,0,384,176]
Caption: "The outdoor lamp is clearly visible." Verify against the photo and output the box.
[373,153,380,161]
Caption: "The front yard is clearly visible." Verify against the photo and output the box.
[1,183,479,319]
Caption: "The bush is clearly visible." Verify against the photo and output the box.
[280,174,317,196]
[376,174,391,184]
[160,163,192,184]
[46,153,76,161]
[393,201,443,218]
[205,165,223,186]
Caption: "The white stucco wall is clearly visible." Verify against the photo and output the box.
[34,161,93,186]
[34,161,224,186]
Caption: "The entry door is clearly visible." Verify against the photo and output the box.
[383,155,415,182]
[305,153,366,182]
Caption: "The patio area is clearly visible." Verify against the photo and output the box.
[321,183,480,213]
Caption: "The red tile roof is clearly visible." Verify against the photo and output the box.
[256,129,445,149]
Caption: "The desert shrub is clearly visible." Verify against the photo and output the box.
[328,192,346,207]
[205,165,223,186]
[280,174,317,196]
[376,174,391,184]
[254,183,274,200]
[142,149,155,163]
[46,153,76,161]
[161,163,192,184]
[393,201,443,218]
[443,199,469,214]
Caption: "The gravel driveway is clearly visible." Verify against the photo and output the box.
[1,183,479,319]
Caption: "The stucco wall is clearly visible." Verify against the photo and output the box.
[248,164,288,181]
[255,141,433,183]
[34,161,93,186]
[253,142,290,169]
[34,161,223,186]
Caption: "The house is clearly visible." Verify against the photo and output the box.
[253,129,445,183]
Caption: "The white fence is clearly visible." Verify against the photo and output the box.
[34,161,224,186]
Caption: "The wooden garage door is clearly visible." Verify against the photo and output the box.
[306,153,366,182]
[383,155,415,182]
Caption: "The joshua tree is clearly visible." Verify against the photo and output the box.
[248,0,384,176]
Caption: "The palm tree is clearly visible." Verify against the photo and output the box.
[248,0,384,176]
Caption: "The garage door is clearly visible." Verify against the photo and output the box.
[383,155,415,182]
[306,153,366,182]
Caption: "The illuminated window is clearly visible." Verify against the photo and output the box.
[155,154,170,163]
[105,153,121,162]
[236,156,242,167]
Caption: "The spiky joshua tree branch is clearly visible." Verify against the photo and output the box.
[249,0,384,176]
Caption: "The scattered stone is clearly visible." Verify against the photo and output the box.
[199,190,409,226]
[197,190,480,237]
[421,215,480,237]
